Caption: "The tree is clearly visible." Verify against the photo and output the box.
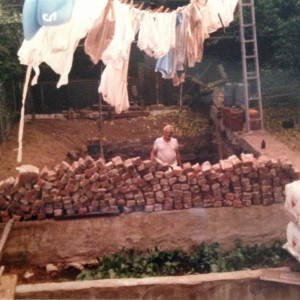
[252,0,300,74]
[0,1,23,84]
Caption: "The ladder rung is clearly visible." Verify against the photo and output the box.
[248,97,260,101]
[247,77,259,81]
[241,3,253,7]
[245,55,256,59]
[245,39,255,43]
[243,23,254,27]
[247,71,257,77]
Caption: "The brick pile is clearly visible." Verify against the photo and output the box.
[0,153,299,222]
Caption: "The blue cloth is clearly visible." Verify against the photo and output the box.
[22,0,76,40]
[155,13,182,77]
[155,50,174,76]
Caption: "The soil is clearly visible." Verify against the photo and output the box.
[0,107,237,181]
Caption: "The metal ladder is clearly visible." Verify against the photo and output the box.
[238,0,263,131]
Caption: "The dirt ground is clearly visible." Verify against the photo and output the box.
[1,103,300,181]
[0,108,213,181]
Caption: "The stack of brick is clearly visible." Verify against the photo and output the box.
[0,153,299,222]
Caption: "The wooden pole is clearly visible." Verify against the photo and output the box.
[0,218,15,262]
[98,93,103,130]
[155,73,160,104]
[179,82,183,112]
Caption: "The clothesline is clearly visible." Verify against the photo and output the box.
[16,0,238,163]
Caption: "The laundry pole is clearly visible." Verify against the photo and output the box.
[17,64,33,163]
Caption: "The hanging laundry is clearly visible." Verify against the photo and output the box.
[84,0,116,65]
[155,10,189,79]
[22,0,76,40]
[203,0,239,34]
[185,0,239,68]
[18,0,109,88]
[99,1,139,113]
[186,0,208,68]
[137,10,177,59]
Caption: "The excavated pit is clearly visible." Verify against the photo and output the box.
[101,126,248,166]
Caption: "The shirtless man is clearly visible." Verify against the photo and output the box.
[150,124,182,167]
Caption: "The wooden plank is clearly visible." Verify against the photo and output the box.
[54,211,119,221]
[0,219,14,262]
[260,269,300,286]
[0,275,17,300]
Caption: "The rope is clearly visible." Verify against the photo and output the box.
[17,65,33,163]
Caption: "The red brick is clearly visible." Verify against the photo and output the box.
[154,204,163,211]
[182,162,192,173]
[146,198,155,205]
[213,200,223,208]
[173,166,183,176]
[202,161,212,175]
[174,202,183,210]
[132,156,143,166]
[145,205,154,212]
[168,177,178,185]
[241,153,254,166]
[228,155,242,168]
[112,156,123,168]
[233,200,243,208]
[127,200,136,207]
[143,173,154,182]
[160,178,169,186]
[163,203,173,210]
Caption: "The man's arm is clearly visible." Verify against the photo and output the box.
[150,148,157,161]
[176,149,182,168]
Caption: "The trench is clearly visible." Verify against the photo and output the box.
[101,124,247,166]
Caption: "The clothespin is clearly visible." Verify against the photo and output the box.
[164,7,170,13]
[138,2,144,10]
[156,5,164,13]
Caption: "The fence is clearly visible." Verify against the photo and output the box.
[0,81,19,145]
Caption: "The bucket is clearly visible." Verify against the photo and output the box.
[87,138,100,158]
[234,83,245,108]
[224,83,235,107]
[249,108,260,130]
[222,107,245,132]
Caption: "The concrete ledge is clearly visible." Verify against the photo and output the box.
[2,205,290,267]
[15,268,300,300]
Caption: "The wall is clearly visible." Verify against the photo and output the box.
[1,205,292,267]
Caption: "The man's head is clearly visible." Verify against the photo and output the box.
[163,124,174,142]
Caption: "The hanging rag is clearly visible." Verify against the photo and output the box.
[84,0,116,65]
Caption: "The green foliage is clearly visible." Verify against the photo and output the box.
[148,111,209,137]
[189,243,226,273]
[76,241,291,281]
[0,2,23,84]
[205,0,300,74]
[255,0,300,74]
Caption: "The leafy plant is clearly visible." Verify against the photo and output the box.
[76,241,291,281]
